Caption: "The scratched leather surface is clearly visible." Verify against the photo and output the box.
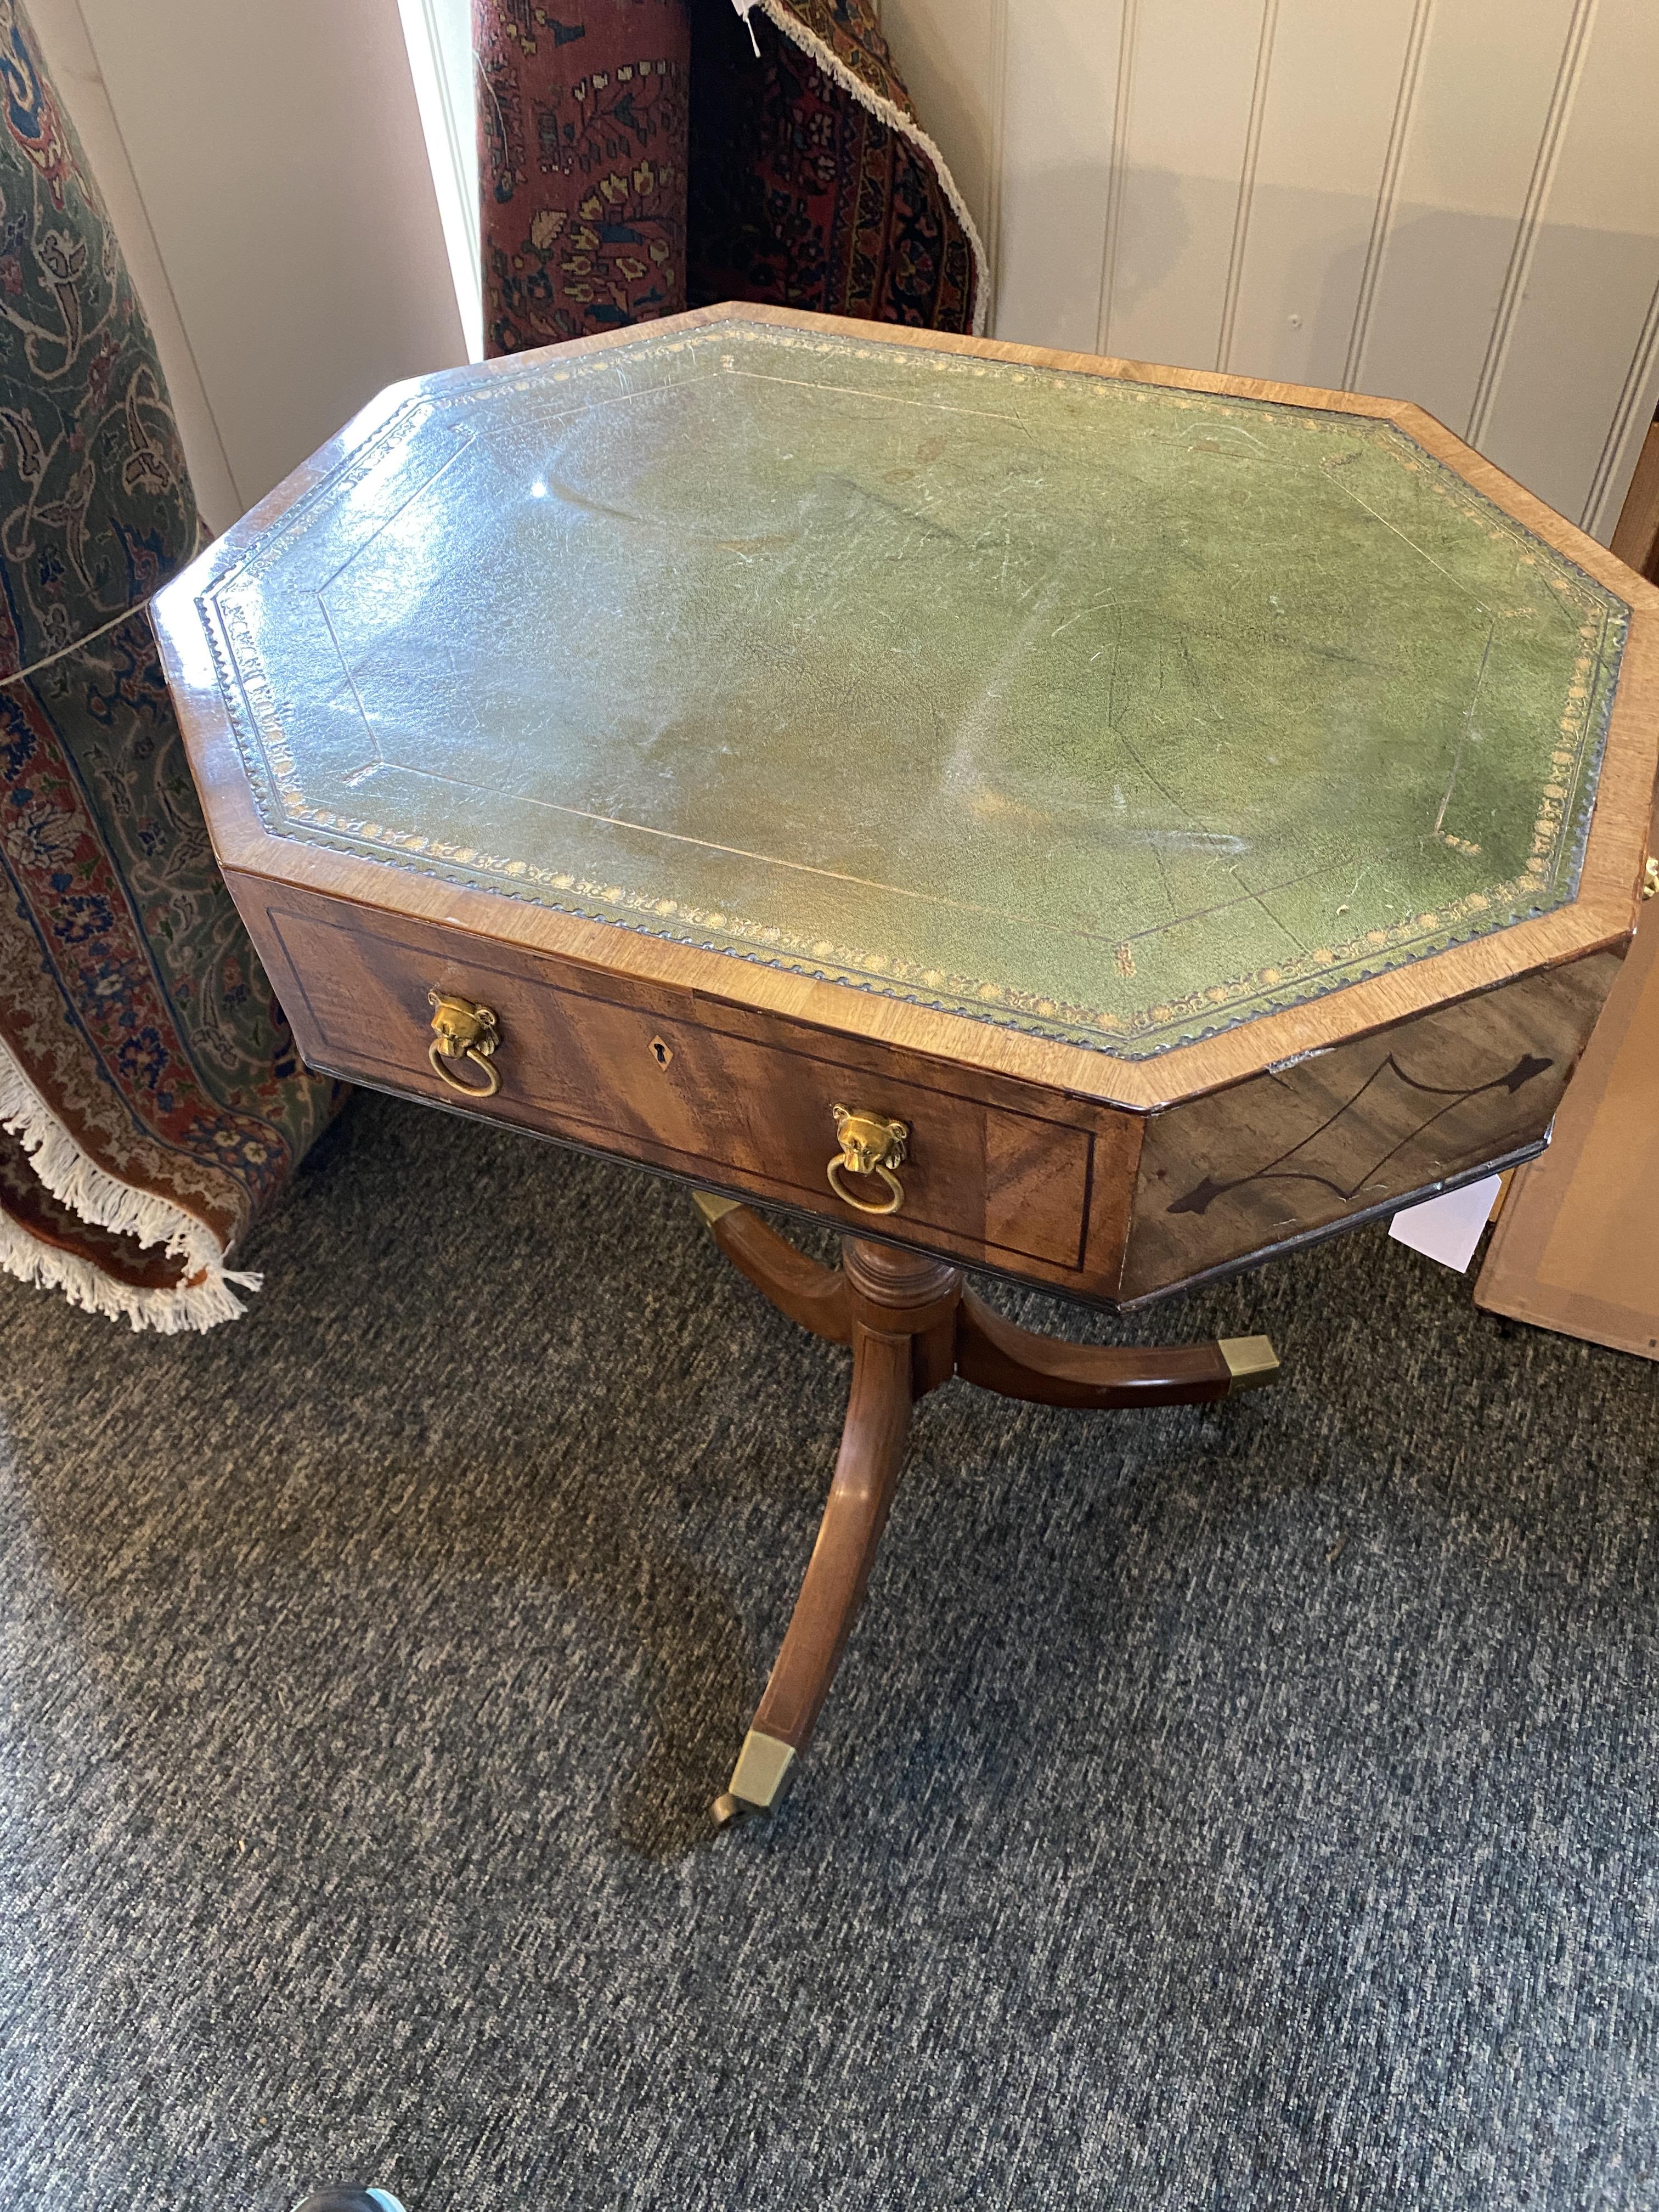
[202,318,1629,1057]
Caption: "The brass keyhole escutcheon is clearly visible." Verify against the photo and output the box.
[827,1103,909,1215]
[427,990,501,1098]
[650,1035,674,1069]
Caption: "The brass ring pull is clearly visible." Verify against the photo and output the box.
[427,990,501,1099]
[827,1103,909,1216]
[427,1037,500,1097]
[827,1156,904,1214]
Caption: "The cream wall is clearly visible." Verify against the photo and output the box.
[879,0,1659,544]
[27,0,1659,548]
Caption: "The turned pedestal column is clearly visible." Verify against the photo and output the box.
[695,1195,1278,1823]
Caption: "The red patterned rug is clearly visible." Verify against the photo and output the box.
[476,0,985,353]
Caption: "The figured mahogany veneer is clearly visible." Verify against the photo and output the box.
[232,871,1627,1307]
[237,874,1137,1291]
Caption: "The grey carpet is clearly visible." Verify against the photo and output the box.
[2,1087,1657,2212]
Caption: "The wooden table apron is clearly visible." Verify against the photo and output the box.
[228,867,1622,1310]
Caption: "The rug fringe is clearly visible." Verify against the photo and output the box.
[0,1035,260,1333]
[736,0,991,335]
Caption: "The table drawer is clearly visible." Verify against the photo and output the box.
[252,891,1122,1279]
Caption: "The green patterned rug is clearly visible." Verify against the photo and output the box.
[0,1,337,1328]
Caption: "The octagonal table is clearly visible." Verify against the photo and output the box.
[153,305,1659,1823]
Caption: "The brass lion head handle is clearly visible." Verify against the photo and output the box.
[827,1103,909,1215]
[427,990,501,1098]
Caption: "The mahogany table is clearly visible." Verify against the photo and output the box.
[153,304,1659,1824]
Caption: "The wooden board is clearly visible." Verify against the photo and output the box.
[1475,904,1659,1357]
[890,0,1659,540]
[1611,418,1659,583]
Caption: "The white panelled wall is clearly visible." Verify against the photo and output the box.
[879,0,1659,543]
[25,0,1659,546]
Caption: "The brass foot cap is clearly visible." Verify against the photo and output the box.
[712,1792,747,1826]
[692,1189,742,1229]
[1220,1334,1280,1392]
[725,1728,797,1815]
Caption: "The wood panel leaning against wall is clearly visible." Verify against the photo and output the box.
[1611,410,1659,583]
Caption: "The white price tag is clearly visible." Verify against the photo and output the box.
[1388,1173,1504,1274]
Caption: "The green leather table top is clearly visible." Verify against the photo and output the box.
[200,317,1629,1058]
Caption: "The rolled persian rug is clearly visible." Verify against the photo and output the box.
[0,0,340,1329]
[475,0,986,354]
